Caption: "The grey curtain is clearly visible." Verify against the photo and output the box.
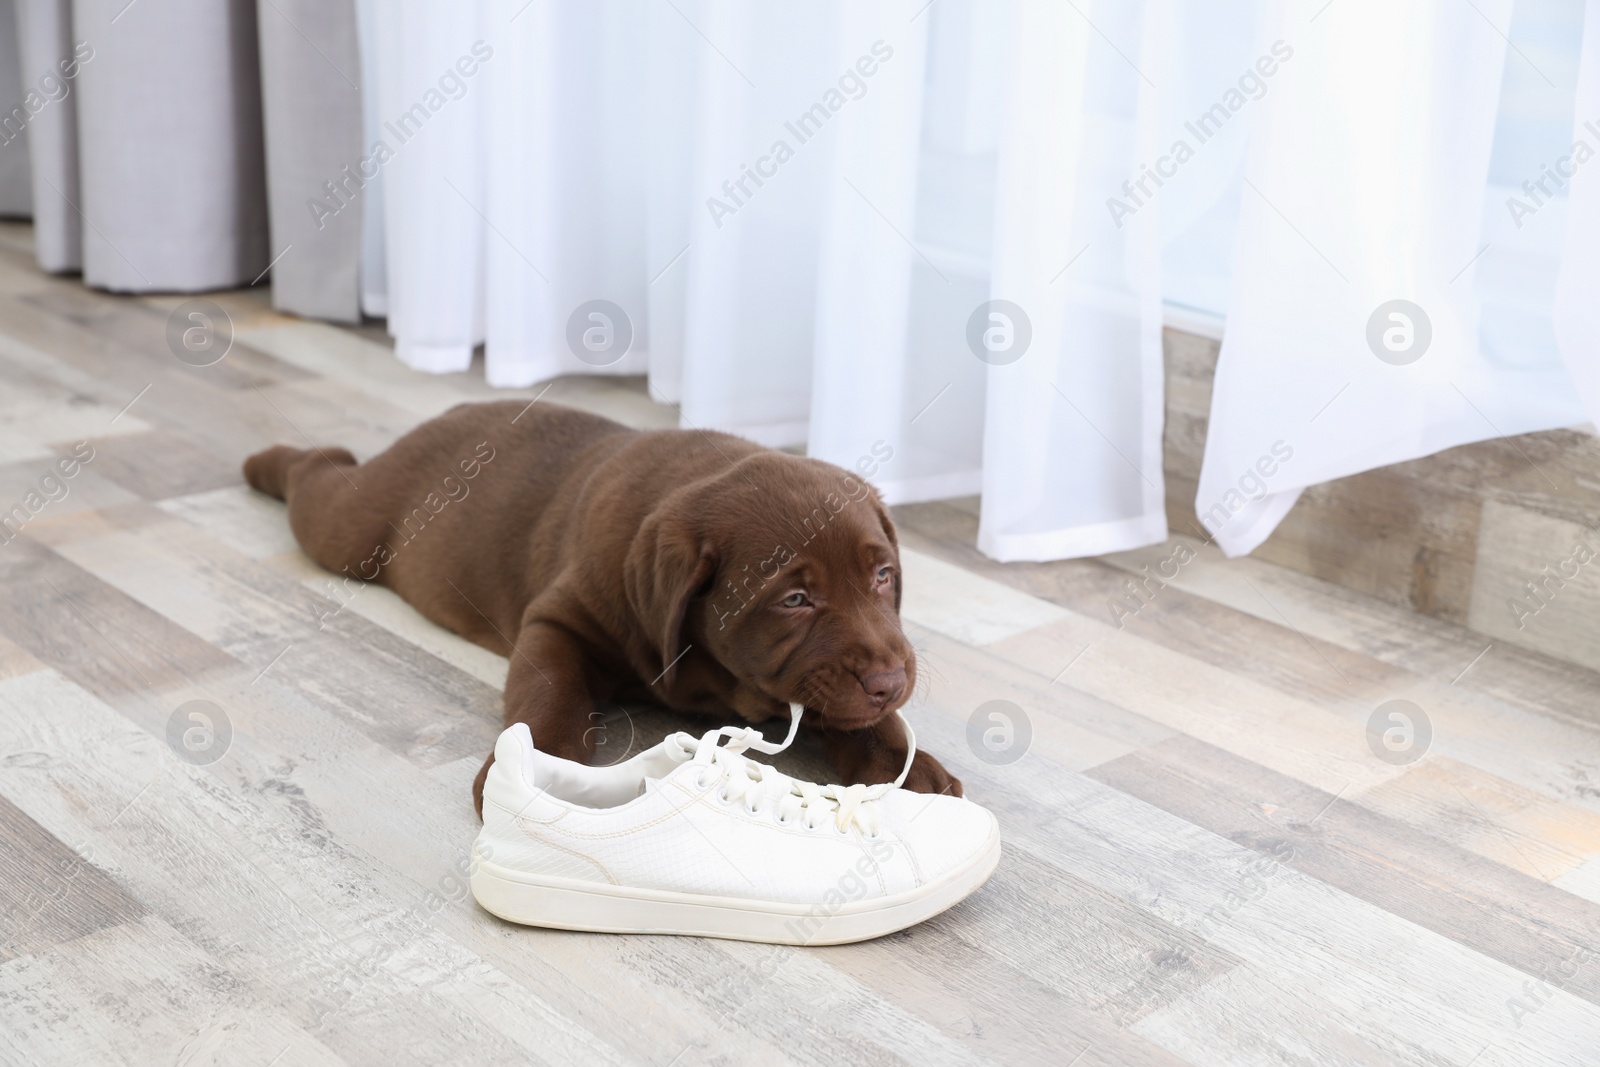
[0,0,365,312]
[255,0,362,322]
[14,0,78,269]
[71,0,268,291]
[0,0,34,218]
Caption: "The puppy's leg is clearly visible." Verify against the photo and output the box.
[472,618,603,819]
[243,445,386,579]
[822,715,964,798]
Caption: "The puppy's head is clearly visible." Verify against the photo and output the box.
[624,452,914,730]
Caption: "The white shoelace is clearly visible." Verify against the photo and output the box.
[663,702,917,835]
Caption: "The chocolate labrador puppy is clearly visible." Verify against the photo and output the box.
[243,401,960,815]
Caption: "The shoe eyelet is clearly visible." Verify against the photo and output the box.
[694,770,715,790]
[717,787,734,804]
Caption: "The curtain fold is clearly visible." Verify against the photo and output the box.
[483,0,650,387]
[12,0,77,270]
[0,0,31,219]
[676,0,840,446]
[808,0,929,484]
[70,0,268,291]
[1196,0,1594,556]
[255,0,363,323]
[1555,0,1600,424]
[367,0,484,370]
[978,0,1168,561]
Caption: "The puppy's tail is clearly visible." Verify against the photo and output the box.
[242,444,356,501]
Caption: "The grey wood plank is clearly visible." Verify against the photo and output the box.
[18,283,316,396]
[0,359,154,464]
[33,517,506,771]
[901,704,1600,1067]
[814,843,1237,1066]
[0,532,241,708]
[74,430,243,501]
[1353,756,1600,883]
[913,627,1178,770]
[1097,537,1600,818]
[0,293,406,475]
[0,457,141,526]
[1132,963,1461,1067]
[0,916,351,1067]
[900,505,1600,824]
[0,668,635,1067]
[1111,534,1600,739]
[1086,735,1600,1010]
[894,502,1387,707]
[0,793,146,961]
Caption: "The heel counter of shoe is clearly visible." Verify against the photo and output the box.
[477,735,542,871]
[484,723,536,813]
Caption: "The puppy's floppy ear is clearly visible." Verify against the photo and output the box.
[866,492,902,612]
[624,502,718,688]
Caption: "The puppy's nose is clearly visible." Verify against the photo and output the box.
[859,667,907,708]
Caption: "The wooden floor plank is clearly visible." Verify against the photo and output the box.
[1355,757,1600,881]
[1111,533,1600,738]
[79,429,243,502]
[902,705,1600,1067]
[0,532,241,709]
[901,508,1600,834]
[0,357,153,463]
[1132,964,1459,1067]
[0,670,640,1066]
[35,516,505,770]
[0,795,146,961]
[156,485,305,561]
[0,916,351,1067]
[1085,735,1600,1010]
[983,615,1397,798]
[912,628,1176,773]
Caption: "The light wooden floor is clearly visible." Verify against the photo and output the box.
[2,221,1599,1066]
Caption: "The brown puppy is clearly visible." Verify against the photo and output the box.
[243,401,960,815]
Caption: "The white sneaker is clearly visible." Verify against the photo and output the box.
[470,704,1000,945]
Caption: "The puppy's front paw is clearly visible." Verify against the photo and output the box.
[900,749,963,797]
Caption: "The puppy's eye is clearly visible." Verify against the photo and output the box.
[875,566,893,585]
[780,592,810,608]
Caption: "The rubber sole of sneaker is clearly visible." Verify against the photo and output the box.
[469,827,1002,945]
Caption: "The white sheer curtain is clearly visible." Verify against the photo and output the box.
[1194,0,1598,555]
[359,0,1171,562]
[3,0,1579,564]
[975,0,1168,559]
[1556,0,1600,423]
